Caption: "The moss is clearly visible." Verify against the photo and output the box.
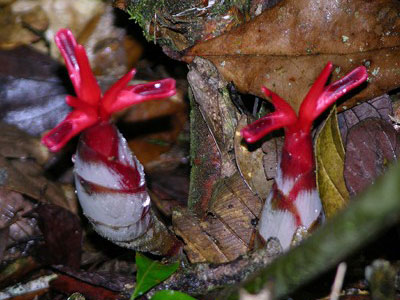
[209,0,250,16]
[126,0,165,42]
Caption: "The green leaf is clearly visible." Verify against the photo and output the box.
[315,106,350,218]
[150,290,197,300]
[131,253,179,300]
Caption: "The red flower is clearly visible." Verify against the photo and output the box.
[42,29,176,152]
[241,62,367,249]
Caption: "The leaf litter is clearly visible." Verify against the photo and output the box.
[2,0,400,299]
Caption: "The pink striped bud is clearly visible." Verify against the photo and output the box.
[242,63,367,249]
[42,29,181,256]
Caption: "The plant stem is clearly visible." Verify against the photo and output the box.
[223,162,400,299]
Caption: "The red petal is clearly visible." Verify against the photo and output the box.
[41,108,98,152]
[316,66,368,114]
[55,29,101,106]
[74,45,101,105]
[298,62,333,129]
[105,78,176,114]
[241,87,297,143]
[100,69,136,120]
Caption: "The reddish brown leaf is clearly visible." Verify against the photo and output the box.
[338,95,393,144]
[184,0,400,111]
[344,118,400,196]
[52,265,133,293]
[50,274,120,300]
[35,204,82,269]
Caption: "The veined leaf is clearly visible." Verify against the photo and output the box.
[131,253,179,299]
[316,107,349,218]
[150,290,197,300]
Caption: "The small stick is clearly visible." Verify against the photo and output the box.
[330,262,347,300]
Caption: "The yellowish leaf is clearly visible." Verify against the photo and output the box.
[316,107,349,218]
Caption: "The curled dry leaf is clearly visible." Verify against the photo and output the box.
[315,108,349,218]
[0,123,50,165]
[344,118,400,196]
[174,57,263,263]
[337,94,393,144]
[188,57,239,178]
[0,46,70,136]
[173,174,263,264]
[185,0,400,111]
[187,93,222,211]
[234,115,273,199]
[0,188,40,262]
[78,6,143,77]
[0,4,48,50]
[261,136,283,180]
[0,123,77,213]
[0,0,105,55]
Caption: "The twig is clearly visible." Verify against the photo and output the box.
[330,263,347,300]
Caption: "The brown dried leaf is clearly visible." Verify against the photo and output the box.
[0,46,70,136]
[188,57,239,177]
[0,123,50,165]
[0,123,77,213]
[0,188,40,261]
[120,1,252,54]
[338,94,393,144]
[344,118,400,196]
[185,0,400,111]
[0,5,47,50]
[50,274,120,300]
[261,136,283,180]
[234,115,273,199]
[78,6,143,77]
[36,204,82,268]
[125,90,188,172]
[173,174,262,263]
[0,156,76,213]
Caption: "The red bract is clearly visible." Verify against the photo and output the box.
[241,62,367,249]
[42,29,176,152]
[41,29,181,256]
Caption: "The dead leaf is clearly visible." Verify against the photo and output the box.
[173,174,262,263]
[261,136,283,180]
[0,256,40,290]
[337,94,393,144]
[120,1,251,55]
[52,265,133,293]
[0,123,50,165]
[0,46,70,136]
[185,0,400,111]
[0,123,77,213]
[148,169,189,218]
[78,6,143,77]
[125,90,188,172]
[0,5,48,49]
[36,204,82,268]
[316,107,349,218]
[50,274,120,300]
[0,188,40,262]
[234,115,273,199]
[188,57,239,178]
[344,118,400,196]
[187,93,222,212]
[36,0,106,57]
